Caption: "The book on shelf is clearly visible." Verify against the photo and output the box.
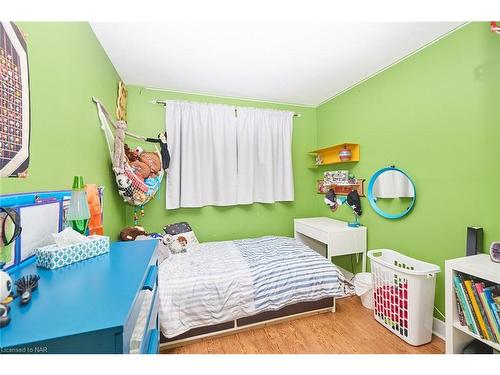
[454,292,466,326]
[453,275,479,334]
[472,281,495,342]
[458,273,482,336]
[453,272,500,344]
[464,279,491,340]
[484,286,500,342]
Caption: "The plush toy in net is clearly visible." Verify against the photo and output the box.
[93,97,165,207]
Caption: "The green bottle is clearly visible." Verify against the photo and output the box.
[67,176,90,235]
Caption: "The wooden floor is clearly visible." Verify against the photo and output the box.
[161,296,444,354]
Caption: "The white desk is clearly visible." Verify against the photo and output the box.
[294,217,367,272]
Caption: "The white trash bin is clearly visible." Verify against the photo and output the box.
[354,272,374,309]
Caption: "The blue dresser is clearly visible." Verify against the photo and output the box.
[0,240,159,354]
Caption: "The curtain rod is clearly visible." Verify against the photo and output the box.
[151,99,301,118]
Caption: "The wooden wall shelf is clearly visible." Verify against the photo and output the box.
[309,143,360,167]
[317,179,365,196]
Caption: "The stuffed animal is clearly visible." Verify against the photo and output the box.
[146,132,170,171]
[116,173,131,190]
[112,121,128,174]
[0,269,12,303]
[124,143,138,162]
[130,160,151,179]
[139,152,161,178]
[119,226,148,241]
[132,190,147,205]
[134,146,144,158]
[162,234,189,254]
[116,174,133,199]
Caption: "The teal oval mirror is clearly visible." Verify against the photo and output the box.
[367,167,416,219]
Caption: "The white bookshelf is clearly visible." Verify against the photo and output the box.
[445,254,500,354]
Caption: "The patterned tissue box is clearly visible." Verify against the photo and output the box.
[36,235,110,270]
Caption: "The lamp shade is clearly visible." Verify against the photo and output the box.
[67,175,90,234]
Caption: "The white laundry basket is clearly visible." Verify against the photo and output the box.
[367,249,440,346]
[354,272,374,309]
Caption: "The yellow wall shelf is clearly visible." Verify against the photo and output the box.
[309,143,360,167]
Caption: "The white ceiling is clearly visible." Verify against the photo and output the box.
[91,22,463,106]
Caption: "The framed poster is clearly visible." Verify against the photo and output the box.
[0,22,30,178]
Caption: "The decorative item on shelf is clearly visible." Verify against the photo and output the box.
[67,176,90,235]
[339,145,352,162]
[309,143,360,167]
[490,242,500,263]
[316,179,328,194]
[315,154,323,166]
[324,170,349,185]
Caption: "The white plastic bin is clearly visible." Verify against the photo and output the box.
[367,249,440,346]
[354,272,374,309]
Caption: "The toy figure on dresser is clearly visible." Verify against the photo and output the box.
[0,263,12,328]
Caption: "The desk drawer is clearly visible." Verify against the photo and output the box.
[328,228,367,255]
[295,222,329,243]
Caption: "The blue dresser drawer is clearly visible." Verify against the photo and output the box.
[141,288,160,354]
[124,255,159,354]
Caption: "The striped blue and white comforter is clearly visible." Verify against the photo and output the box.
[158,236,344,338]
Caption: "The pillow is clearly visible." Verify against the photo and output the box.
[163,231,199,255]
[163,222,193,236]
[156,238,171,263]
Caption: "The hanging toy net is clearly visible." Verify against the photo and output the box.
[93,97,164,207]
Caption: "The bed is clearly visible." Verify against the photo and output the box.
[158,236,345,348]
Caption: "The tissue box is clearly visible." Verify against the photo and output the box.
[36,235,110,270]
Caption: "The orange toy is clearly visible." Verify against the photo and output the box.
[85,184,104,235]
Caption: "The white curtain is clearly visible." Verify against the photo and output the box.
[166,100,238,209]
[236,107,294,203]
[165,101,294,209]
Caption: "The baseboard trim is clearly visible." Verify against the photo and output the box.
[432,317,446,341]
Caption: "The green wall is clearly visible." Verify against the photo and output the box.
[315,22,500,318]
[3,22,497,320]
[0,22,126,236]
[124,86,318,241]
